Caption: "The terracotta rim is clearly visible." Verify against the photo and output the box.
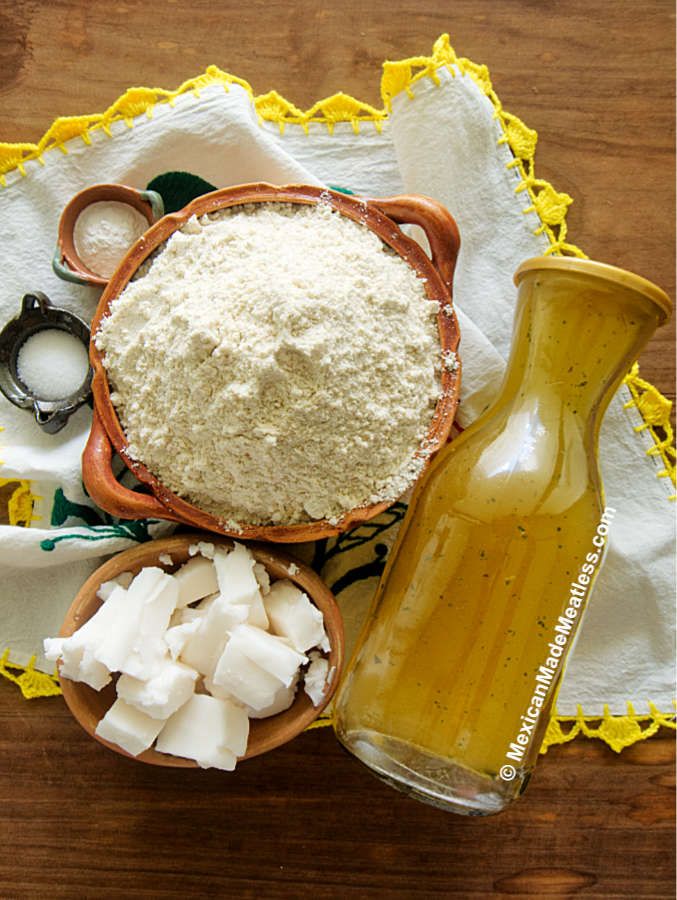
[84,183,462,542]
[58,534,345,767]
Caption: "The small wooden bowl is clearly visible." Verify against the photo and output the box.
[83,183,462,542]
[53,183,164,287]
[58,534,344,767]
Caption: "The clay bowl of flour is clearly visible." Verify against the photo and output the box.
[83,183,461,542]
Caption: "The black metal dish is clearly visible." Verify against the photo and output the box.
[0,292,92,434]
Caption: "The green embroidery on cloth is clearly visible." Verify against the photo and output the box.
[40,487,158,551]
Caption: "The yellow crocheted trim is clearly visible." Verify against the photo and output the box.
[623,363,676,499]
[307,710,677,755]
[1,646,672,756]
[541,703,677,753]
[0,67,387,182]
[0,650,61,699]
[381,34,584,258]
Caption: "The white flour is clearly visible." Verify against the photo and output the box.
[96,202,442,525]
[74,201,148,278]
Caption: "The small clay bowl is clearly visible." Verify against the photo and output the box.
[82,183,462,543]
[58,534,344,767]
[53,183,164,287]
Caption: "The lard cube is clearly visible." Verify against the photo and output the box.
[253,562,271,595]
[95,698,165,756]
[43,637,65,663]
[202,674,234,701]
[43,585,132,689]
[212,642,284,710]
[44,636,112,691]
[188,541,215,559]
[213,543,268,629]
[75,649,112,691]
[304,651,329,706]
[165,619,201,660]
[227,624,307,688]
[173,556,219,608]
[169,603,208,629]
[246,673,298,719]
[94,568,178,677]
[73,584,128,647]
[117,658,198,719]
[264,579,327,653]
[156,693,249,769]
[96,571,134,601]
[180,597,248,678]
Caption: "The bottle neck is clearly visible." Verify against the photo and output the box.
[496,270,664,430]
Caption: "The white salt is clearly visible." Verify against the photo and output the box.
[16,329,89,400]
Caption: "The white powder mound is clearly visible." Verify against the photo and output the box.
[74,201,148,278]
[95,202,441,525]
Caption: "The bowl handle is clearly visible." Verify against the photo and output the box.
[82,410,174,522]
[366,194,461,295]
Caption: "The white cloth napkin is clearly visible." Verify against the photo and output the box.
[0,61,673,720]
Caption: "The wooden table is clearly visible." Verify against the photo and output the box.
[0,1,674,896]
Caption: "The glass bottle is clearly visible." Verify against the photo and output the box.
[333,257,671,815]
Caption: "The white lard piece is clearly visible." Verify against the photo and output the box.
[179,595,248,678]
[253,562,271,595]
[155,693,249,769]
[43,584,132,690]
[116,658,198,719]
[188,541,215,559]
[246,673,298,719]
[173,555,219,608]
[304,651,329,707]
[164,618,201,660]
[168,595,214,629]
[264,579,328,653]
[95,697,165,756]
[93,567,178,678]
[227,623,307,688]
[210,642,284,711]
[213,543,268,629]
[96,571,134,601]
[44,636,111,691]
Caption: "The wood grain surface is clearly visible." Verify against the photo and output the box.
[0,1,674,897]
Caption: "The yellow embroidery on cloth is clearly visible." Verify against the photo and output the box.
[0,478,38,526]
[0,38,674,748]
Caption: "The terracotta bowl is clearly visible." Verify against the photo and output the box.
[58,534,344,767]
[54,183,164,287]
[83,183,462,542]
